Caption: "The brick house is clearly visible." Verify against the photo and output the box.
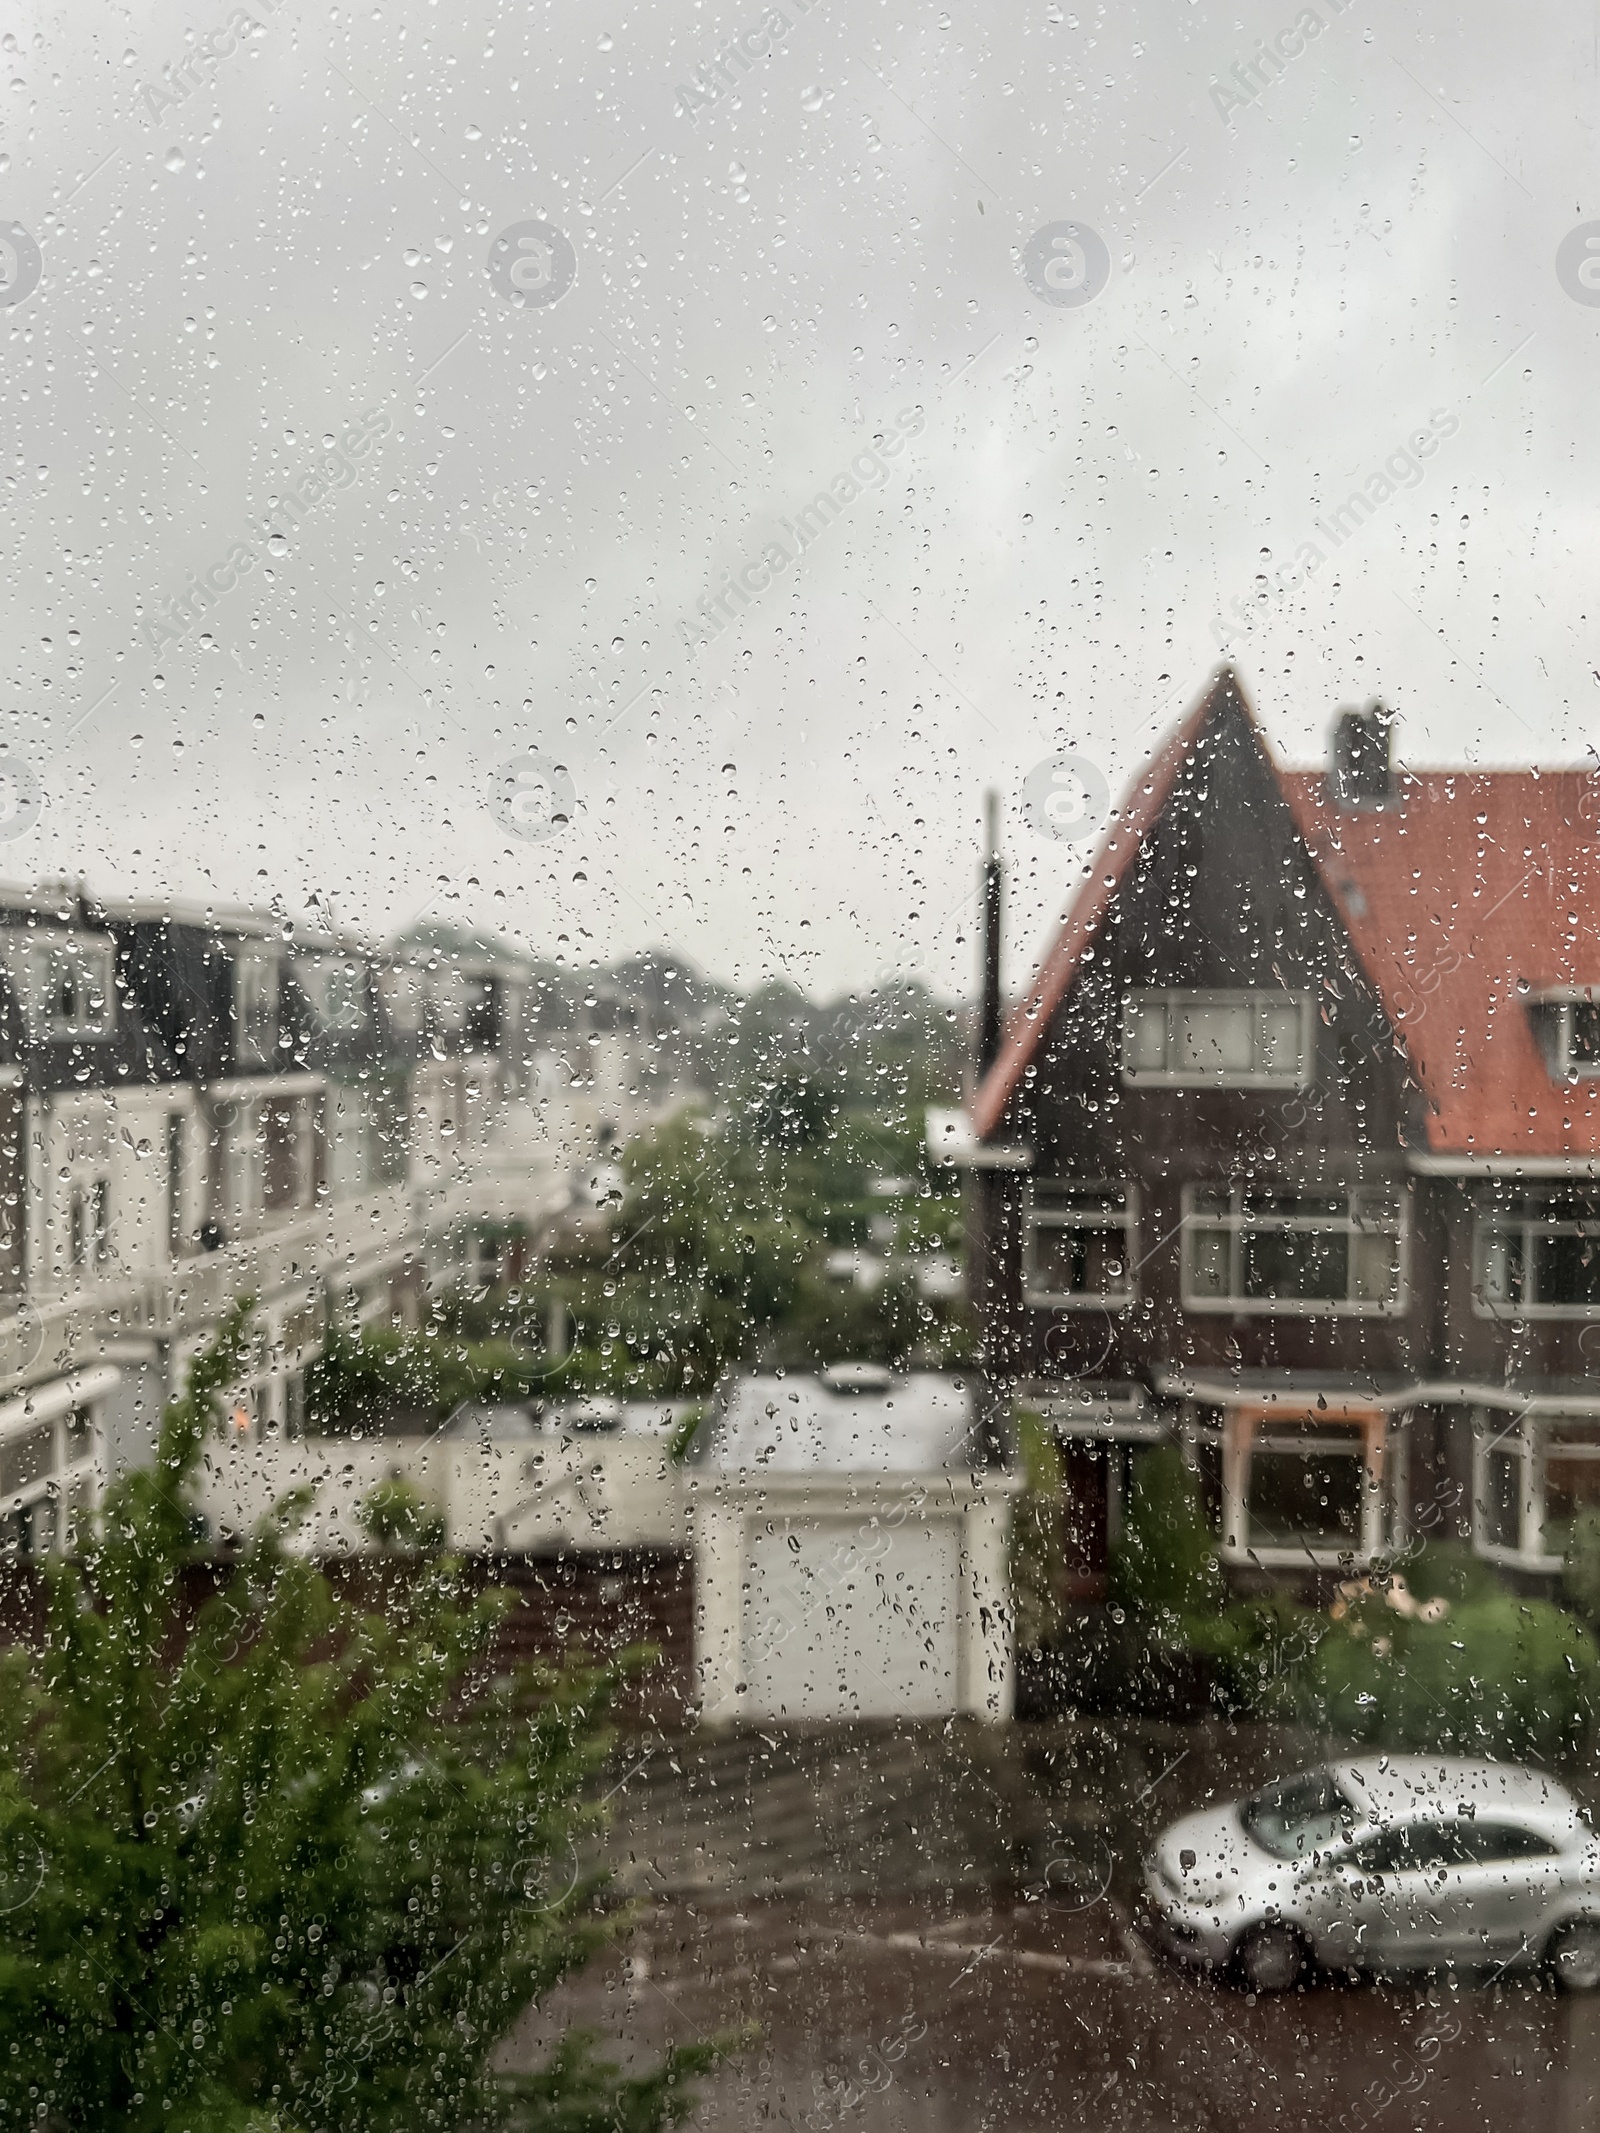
[962,666,1600,1596]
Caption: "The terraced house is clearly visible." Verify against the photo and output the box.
[964,667,1600,1595]
[0,885,567,1553]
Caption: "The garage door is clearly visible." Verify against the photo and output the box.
[742,1517,961,1719]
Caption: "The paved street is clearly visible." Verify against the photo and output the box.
[511,1722,1600,2131]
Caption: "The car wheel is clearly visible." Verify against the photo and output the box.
[1547,1919,1600,1994]
[1236,1923,1307,1995]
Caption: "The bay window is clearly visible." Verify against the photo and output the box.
[1474,1409,1600,1571]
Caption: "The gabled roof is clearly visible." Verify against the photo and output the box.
[970,666,1249,1140]
[973,674,1600,1159]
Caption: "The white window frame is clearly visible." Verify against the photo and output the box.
[1022,1181,1139,1311]
[1535,992,1600,1079]
[68,1177,109,1277]
[1120,987,1314,1090]
[1474,1196,1600,1319]
[1473,1408,1600,1572]
[0,929,116,1042]
[233,945,281,1069]
[1190,1407,1403,1570]
[1180,1182,1408,1317]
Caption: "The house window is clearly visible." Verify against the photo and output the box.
[294,954,368,1032]
[69,1178,108,1275]
[166,1113,187,1256]
[1244,1428,1369,1553]
[1538,996,1600,1078]
[0,931,115,1040]
[233,947,281,1068]
[1182,1185,1406,1315]
[429,966,467,1037]
[377,965,426,1035]
[1023,1182,1138,1309]
[263,1096,310,1213]
[1121,989,1312,1089]
[1477,1194,1600,1316]
[1475,1412,1600,1569]
[1197,1406,1399,1567]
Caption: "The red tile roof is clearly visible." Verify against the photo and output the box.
[972,675,1600,1158]
[1283,767,1600,1156]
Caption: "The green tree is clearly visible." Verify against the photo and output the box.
[0,1302,714,2132]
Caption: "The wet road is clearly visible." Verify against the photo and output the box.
[515,1721,1600,2131]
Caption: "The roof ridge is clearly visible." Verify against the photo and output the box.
[970,665,1261,1140]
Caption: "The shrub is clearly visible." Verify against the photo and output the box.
[1107,1444,1227,1638]
[0,1303,718,2132]
[358,1474,447,1552]
[1565,1508,1600,1631]
[1311,1585,1600,1765]
[1009,1408,1066,1654]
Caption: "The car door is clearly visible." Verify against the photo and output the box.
[1296,1828,1415,1967]
[1313,1822,1470,1969]
[1431,1820,1562,1963]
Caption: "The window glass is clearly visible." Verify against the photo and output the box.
[1246,1440,1366,1550]
[1352,1823,1478,1875]
[1175,1002,1255,1074]
[1454,1821,1556,1864]
[1242,1770,1356,1859]
[1543,1436,1600,1560]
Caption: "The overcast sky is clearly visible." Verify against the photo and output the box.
[1,0,1593,1003]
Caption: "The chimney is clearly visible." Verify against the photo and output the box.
[1330,702,1396,809]
[978,788,1002,1079]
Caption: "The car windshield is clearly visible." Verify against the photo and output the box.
[1241,1771,1357,1860]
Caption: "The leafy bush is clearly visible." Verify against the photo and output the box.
[0,1303,717,2132]
[1565,1508,1600,1631]
[1310,1584,1600,1765]
[1107,1445,1228,1638]
[358,1475,447,1552]
[1009,1408,1066,1655]
[306,1321,558,1430]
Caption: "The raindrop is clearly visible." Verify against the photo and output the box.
[800,85,823,111]
[164,147,186,173]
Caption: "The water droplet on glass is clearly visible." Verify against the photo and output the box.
[164,147,186,173]
[801,85,823,111]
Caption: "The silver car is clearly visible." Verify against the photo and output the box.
[1143,1757,1600,1995]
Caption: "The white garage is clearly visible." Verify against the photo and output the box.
[691,1364,1018,1725]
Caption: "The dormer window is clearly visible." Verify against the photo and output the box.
[1121,988,1313,1089]
[0,930,115,1041]
[1527,989,1600,1078]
